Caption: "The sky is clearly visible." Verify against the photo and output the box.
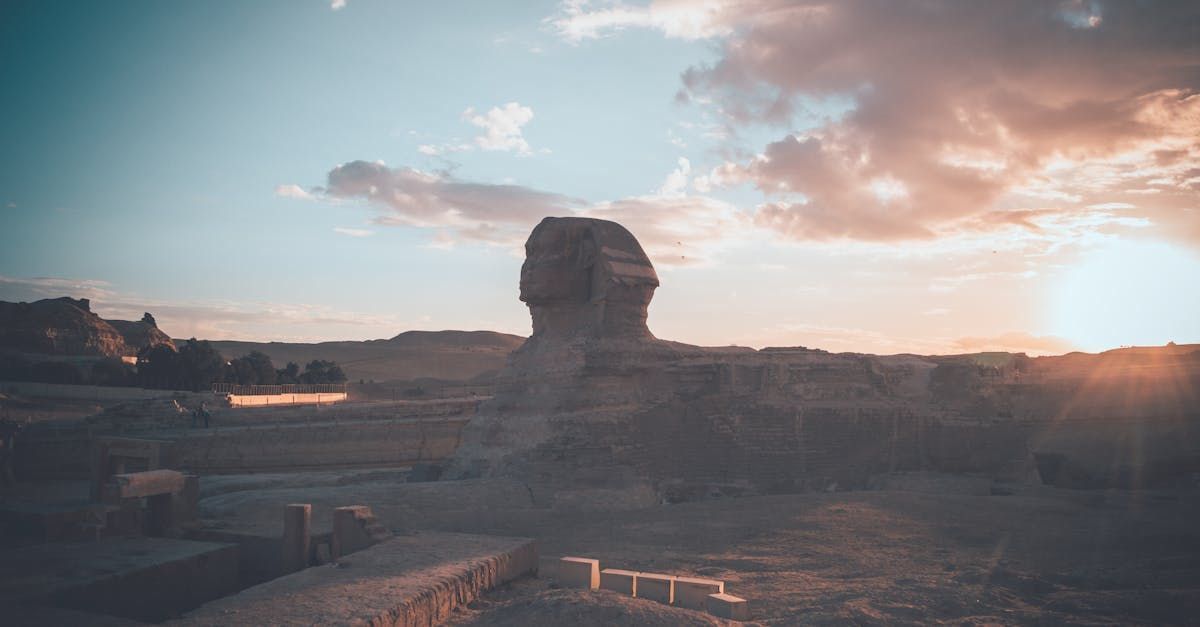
[1,0,1198,355]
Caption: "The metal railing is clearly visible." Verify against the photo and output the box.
[212,383,347,396]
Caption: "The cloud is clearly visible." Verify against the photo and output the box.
[737,322,955,355]
[463,102,537,155]
[0,274,417,343]
[548,0,734,41]
[583,192,744,266]
[0,275,117,303]
[952,332,1076,356]
[579,0,1200,244]
[417,102,543,157]
[319,160,584,248]
[330,0,346,11]
[730,320,1076,356]
[333,227,374,237]
[275,184,314,200]
[304,158,744,266]
[657,157,691,197]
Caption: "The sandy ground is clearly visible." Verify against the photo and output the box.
[198,474,1200,625]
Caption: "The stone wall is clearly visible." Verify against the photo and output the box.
[170,416,469,473]
[17,401,476,479]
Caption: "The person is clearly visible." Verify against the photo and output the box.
[192,401,211,428]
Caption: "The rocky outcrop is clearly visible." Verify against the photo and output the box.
[0,297,128,357]
[107,319,175,353]
[448,217,1200,500]
[0,297,174,357]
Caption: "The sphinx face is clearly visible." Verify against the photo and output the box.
[519,220,596,305]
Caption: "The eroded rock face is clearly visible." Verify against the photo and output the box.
[0,297,128,357]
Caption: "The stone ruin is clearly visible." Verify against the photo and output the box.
[449,216,1200,502]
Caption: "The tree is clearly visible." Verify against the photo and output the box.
[177,339,227,391]
[300,359,347,384]
[90,358,134,387]
[227,351,277,385]
[137,344,179,389]
[276,361,300,384]
[141,312,157,328]
[139,339,226,391]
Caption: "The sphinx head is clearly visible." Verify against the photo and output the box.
[519,217,658,339]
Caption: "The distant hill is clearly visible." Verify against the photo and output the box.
[0,297,173,357]
[201,330,526,384]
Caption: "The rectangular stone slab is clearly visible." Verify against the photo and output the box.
[176,531,537,626]
[600,568,637,596]
[558,556,600,589]
[107,469,185,499]
[706,592,750,621]
[674,575,724,610]
[637,572,675,604]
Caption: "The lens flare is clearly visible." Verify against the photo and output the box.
[1047,239,1200,352]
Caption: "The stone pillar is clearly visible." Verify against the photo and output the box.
[282,503,312,573]
[332,505,391,559]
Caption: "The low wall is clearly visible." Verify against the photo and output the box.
[227,392,348,407]
[16,399,479,479]
[177,532,537,626]
[170,417,469,474]
[0,380,175,401]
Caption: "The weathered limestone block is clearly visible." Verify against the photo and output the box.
[674,576,724,610]
[105,469,185,501]
[600,568,638,596]
[282,503,311,573]
[331,505,391,559]
[706,592,750,621]
[637,573,675,604]
[557,556,600,589]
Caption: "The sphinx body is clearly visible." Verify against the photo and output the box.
[447,217,1200,505]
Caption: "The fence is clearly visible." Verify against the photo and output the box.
[212,383,347,396]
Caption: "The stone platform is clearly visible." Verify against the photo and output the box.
[174,531,537,626]
[0,536,239,622]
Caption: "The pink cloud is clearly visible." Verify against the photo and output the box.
[665,1,1200,242]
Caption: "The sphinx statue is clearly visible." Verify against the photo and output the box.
[446,217,688,495]
[446,216,1200,504]
[519,216,660,341]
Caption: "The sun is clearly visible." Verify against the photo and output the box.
[1046,238,1200,353]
